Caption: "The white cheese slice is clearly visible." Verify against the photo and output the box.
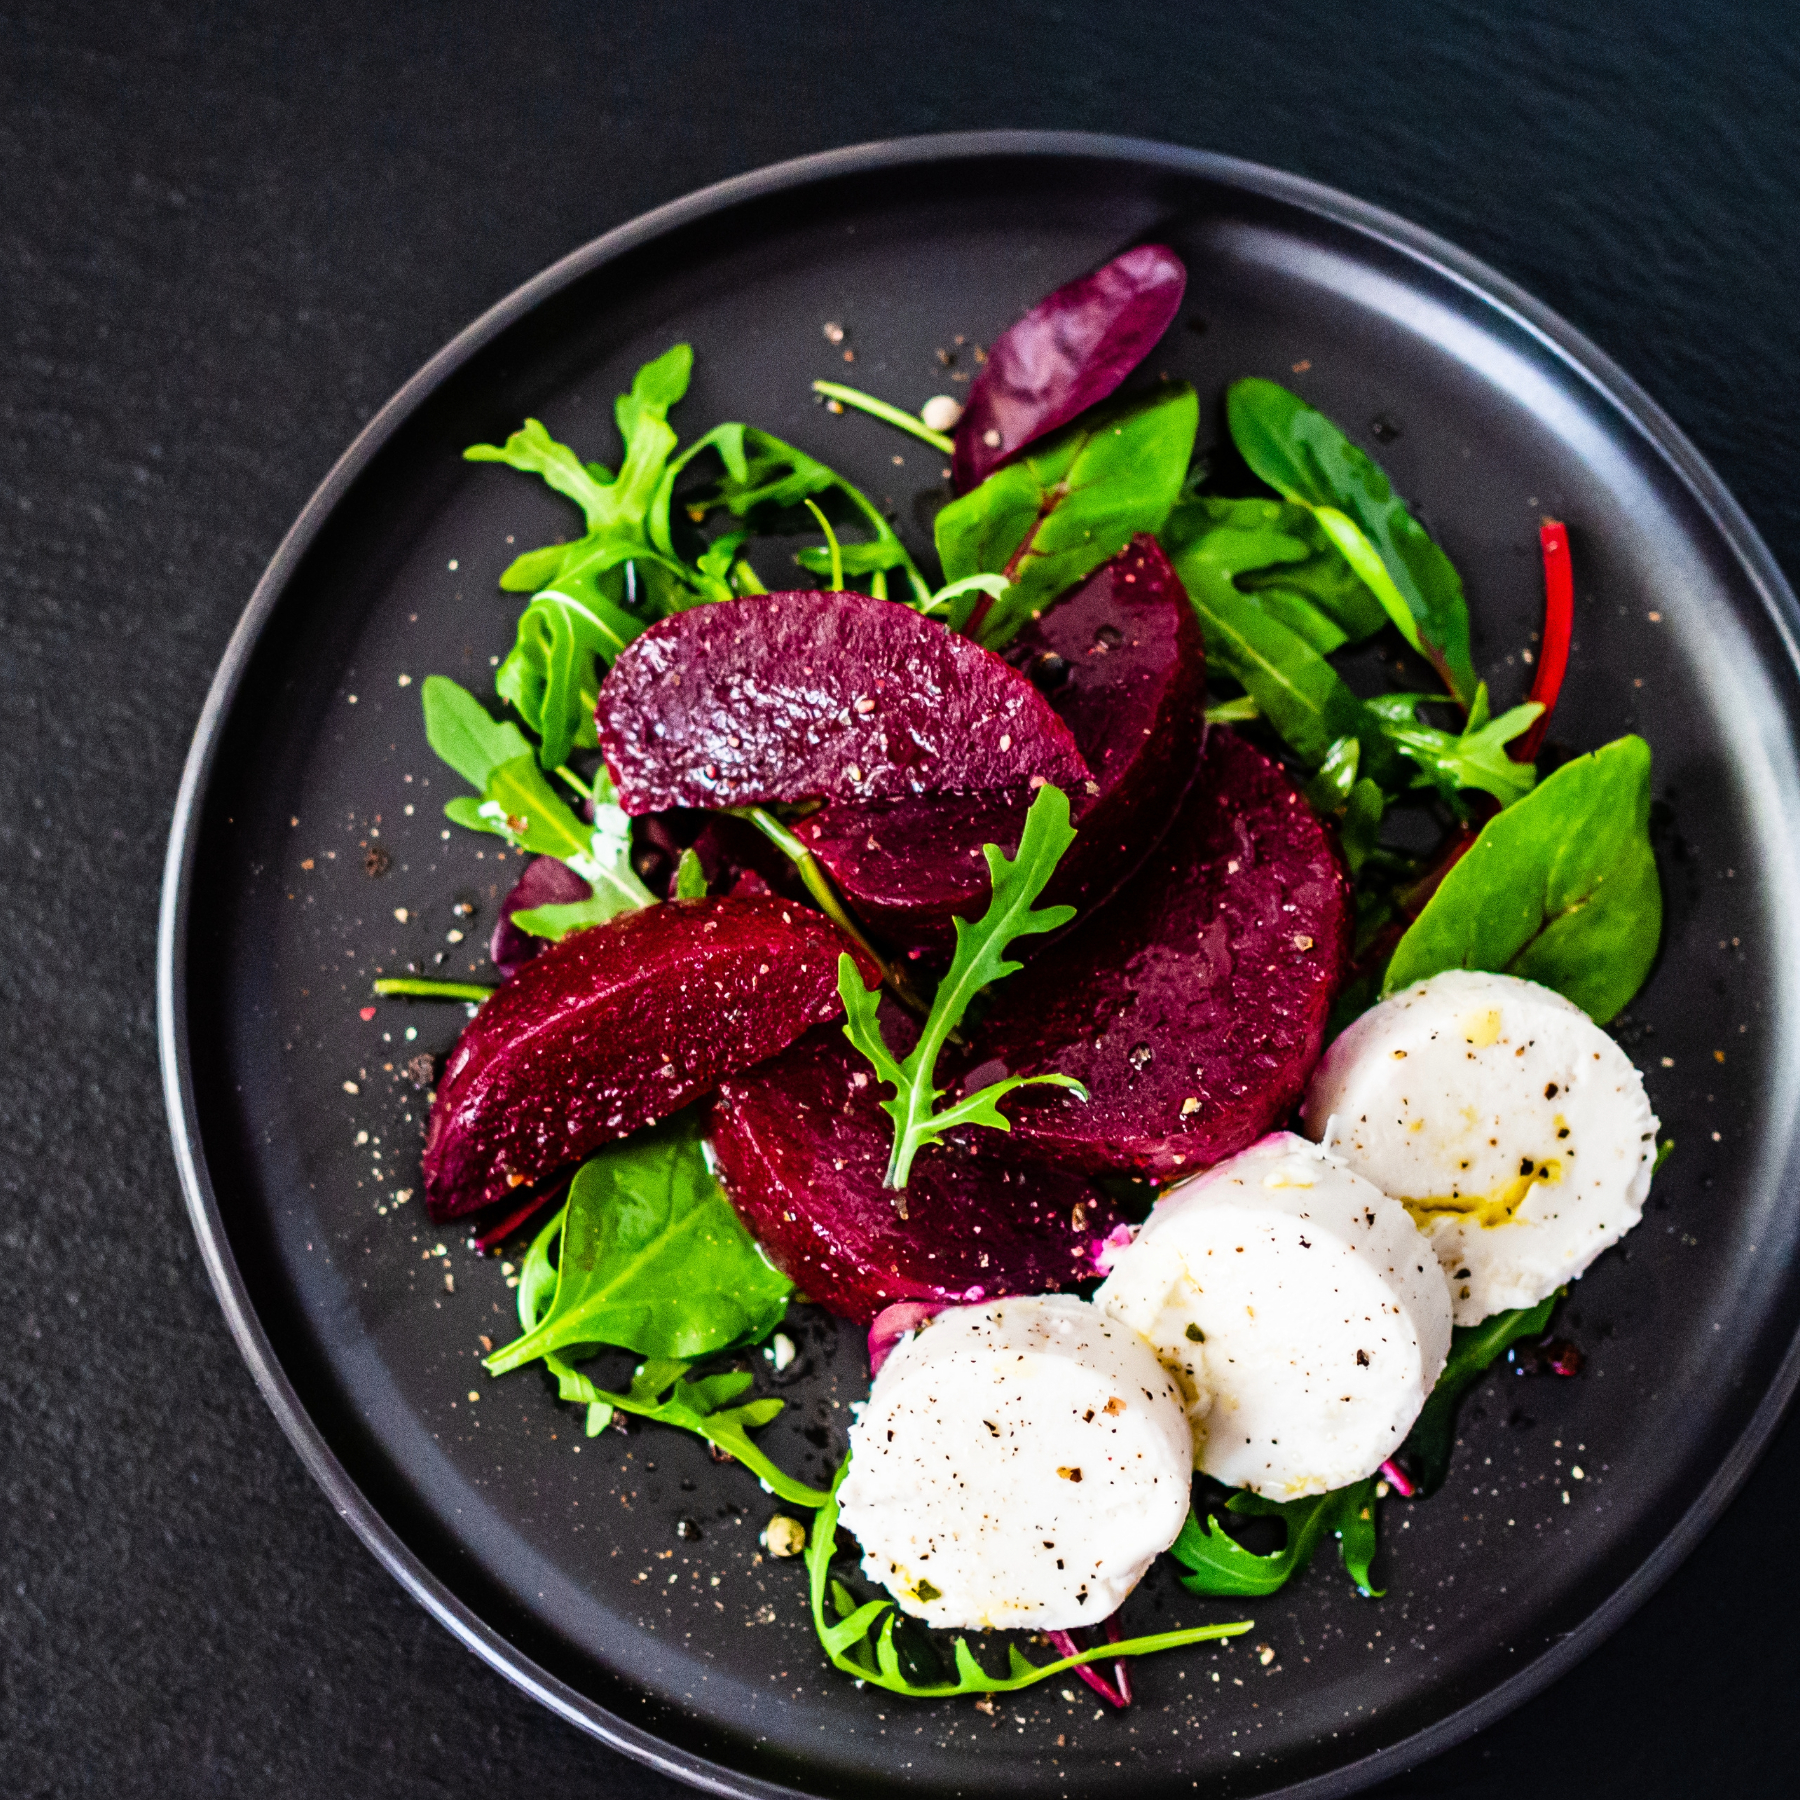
[1303,967,1658,1326]
[836,1294,1192,1631]
[1097,1133,1452,1497]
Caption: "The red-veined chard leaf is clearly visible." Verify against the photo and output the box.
[934,384,1197,648]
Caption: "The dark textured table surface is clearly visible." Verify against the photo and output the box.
[4,2,1798,1794]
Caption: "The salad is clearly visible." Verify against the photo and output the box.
[376,244,1665,1708]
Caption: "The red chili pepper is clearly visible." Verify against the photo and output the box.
[1509,521,1573,763]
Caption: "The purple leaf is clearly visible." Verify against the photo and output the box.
[952,245,1187,493]
[490,854,593,979]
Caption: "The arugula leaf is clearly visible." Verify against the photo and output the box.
[484,1114,791,1372]
[540,1352,828,1507]
[934,385,1198,647]
[494,1185,823,1505]
[1226,379,1478,706]
[1393,1295,1559,1497]
[443,750,656,925]
[464,416,618,529]
[654,422,928,603]
[420,675,533,790]
[1163,501,1400,783]
[1383,735,1661,1021]
[497,588,651,769]
[809,1456,1252,1697]
[1367,687,1543,808]
[1170,1479,1382,1600]
[468,346,704,623]
[470,345,691,542]
[836,786,1087,1189]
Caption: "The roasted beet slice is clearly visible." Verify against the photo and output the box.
[797,536,1205,956]
[423,896,877,1221]
[595,590,1089,814]
[709,1016,1123,1327]
[967,729,1351,1180]
[490,854,593,979]
[952,244,1187,493]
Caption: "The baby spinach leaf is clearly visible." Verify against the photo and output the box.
[1170,1478,1382,1599]
[484,1114,791,1372]
[934,385,1198,647]
[1163,501,1400,783]
[809,1456,1252,1698]
[1383,735,1661,1021]
[420,675,533,790]
[1393,1295,1559,1497]
[497,588,648,770]
[1236,504,1391,650]
[837,785,1087,1190]
[1226,379,1478,706]
[1367,687,1543,809]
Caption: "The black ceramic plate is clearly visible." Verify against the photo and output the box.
[158,133,1800,1799]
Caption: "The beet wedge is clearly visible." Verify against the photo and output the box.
[797,536,1205,957]
[709,1015,1124,1327]
[595,590,1089,814]
[967,729,1352,1180]
[423,896,878,1221]
[952,244,1187,494]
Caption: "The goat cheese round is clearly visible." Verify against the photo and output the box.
[1302,969,1659,1326]
[1097,1133,1452,1497]
[836,1294,1192,1631]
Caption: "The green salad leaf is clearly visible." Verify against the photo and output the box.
[836,785,1086,1190]
[1383,735,1661,1020]
[934,385,1198,647]
[1170,1478,1381,1600]
[540,1352,828,1508]
[1235,501,1391,652]
[1366,687,1543,809]
[420,681,655,927]
[1226,378,1478,707]
[469,343,694,586]
[809,1457,1252,1697]
[485,1114,791,1372]
[673,846,708,899]
[485,1136,821,1507]
[497,588,649,770]
[1393,1295,1559,1497]
[1163,498,1400,782]
[655,422,929,603]
[421,674,533,789]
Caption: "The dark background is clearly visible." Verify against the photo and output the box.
[4,1,1797,1794]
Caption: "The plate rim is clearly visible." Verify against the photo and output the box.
[156,128,1800,1800]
